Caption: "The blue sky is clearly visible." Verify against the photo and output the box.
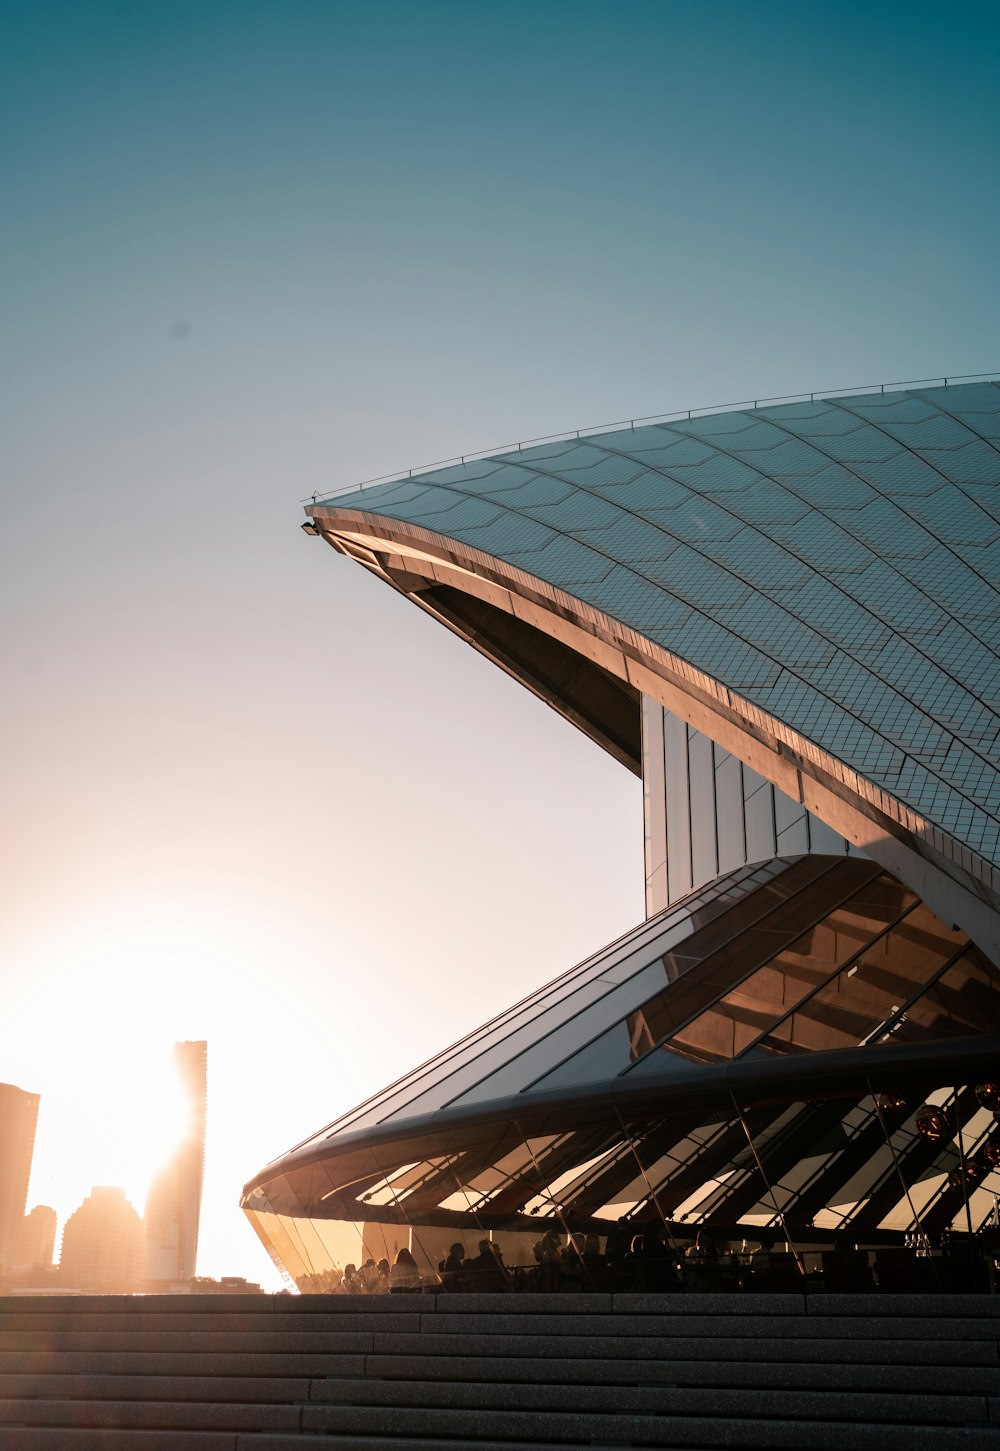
[2,1,997,1285]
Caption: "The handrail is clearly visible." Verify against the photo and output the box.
[303,371,1000,505]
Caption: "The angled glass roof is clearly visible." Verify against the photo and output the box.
[283,856,997,1163]
[311,383,1000,882]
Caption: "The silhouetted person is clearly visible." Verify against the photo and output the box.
[536,1229,563,1292]
[641,1220,682,1292]
[442,1242,466,1291]
[468,1238,507,1291]
[623,1232,645,1291]
[390,1246,420,1293]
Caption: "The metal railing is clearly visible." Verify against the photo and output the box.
[303,370,1000,505]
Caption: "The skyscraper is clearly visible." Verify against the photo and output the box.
[0,1082,40,1269]
[17,1204,57,1271]
[60,1186,145,1291]
[144,1040,207,1283]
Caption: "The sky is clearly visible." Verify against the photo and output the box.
[2,1,998,1289]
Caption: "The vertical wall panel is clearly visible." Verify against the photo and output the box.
[642,697,857,917]
[664,711,693,904]
[744,769,778,866]
[714,747,746,875]
[641,696,668,918]
[688,727,719,888]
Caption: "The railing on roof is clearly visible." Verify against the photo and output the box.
[303,370,1000,505]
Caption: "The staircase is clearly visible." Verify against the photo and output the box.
[1,1290,998,1448]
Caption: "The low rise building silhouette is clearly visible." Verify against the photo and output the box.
[16,1205,56,1271]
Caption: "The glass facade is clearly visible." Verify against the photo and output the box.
[244,858,1000,1290]
[245,1064,1000,1294]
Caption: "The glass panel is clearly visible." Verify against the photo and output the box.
[627,859,880,1065]
[758,901,975,1058]
[878,948,1000,1045]
[665,872,915,1064]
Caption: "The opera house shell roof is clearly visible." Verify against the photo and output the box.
[244,380,1000,1288]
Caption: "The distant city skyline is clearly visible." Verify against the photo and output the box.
[1,1044,209,1290]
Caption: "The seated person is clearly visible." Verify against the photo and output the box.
[467,1238,507,1291]
[441,1242,467,1291]
[389,1246,421,1293]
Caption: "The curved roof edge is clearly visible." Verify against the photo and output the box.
[307,502,1000,964]
[242,1032,1000,1202]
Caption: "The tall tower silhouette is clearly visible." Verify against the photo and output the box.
[144,1041,207,1282]
[0,1083,39,1269]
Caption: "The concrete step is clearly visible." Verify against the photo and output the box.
[0,1399,302,1431]
[0,1350,366,1377]
[286,1403,1000,1447]
[311,1379,991,1422]
[1,1357,994,1403]
[2,1291,996,1321]
[0,1380,992,1427]
[365,1328,1000,1363]
[0,1374,311,1402]
[247,1433,1000,1451]
[417,1311,1000,1341]
[0,1292,995,1450]
[3,1315,998,1352]
[0,1311,419,1335]
[0,1395,989,1444]
[0,1329,381,1353]
[363,1343,996,1388]
[309,1367,1000,1404]
[2,1435,998,1451]
[0,1432,239,1449]
[1,1333,994,1375]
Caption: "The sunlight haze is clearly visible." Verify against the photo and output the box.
[2,0,998,1289]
